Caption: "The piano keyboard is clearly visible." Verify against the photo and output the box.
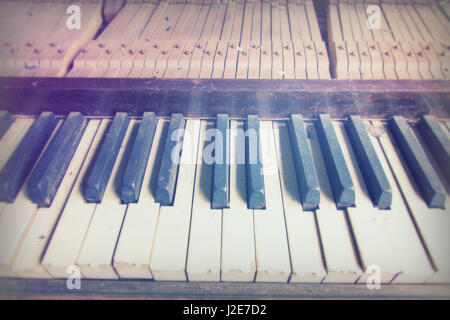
[0,110,448,283]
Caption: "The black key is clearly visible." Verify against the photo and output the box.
[28,112,87,207]
[0,112,58,202]
[245,115,265,209]
[345,116,392,209]
[211,114,229,209]
[389,116,445,208]
[288,114,320,211]
[315,114,355,209]
[0,111,13,140]
[417,115,450,184]
[84,112,130,203]
[121,112,158,203]
[155,113,185,206]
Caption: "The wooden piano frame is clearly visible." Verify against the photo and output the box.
[1,278,450,299]
[0,78,449,120]
[0,77,449,299]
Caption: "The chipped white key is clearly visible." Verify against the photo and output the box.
[309,123,362,283]
[113,119,165,279]
[42,120,109,278]
[253,121,291,283]
[76,120,137,279]
[334,121,400,284]
[186,120,222,281]
[150,120,201,281]
[371,121,435,283]
[273,121,326,283]
[221,120,256,282]
[11,120,100,278]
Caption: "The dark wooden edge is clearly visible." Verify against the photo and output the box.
[0,78,449,120]
[0,279,449,299]
[102,0,126,25]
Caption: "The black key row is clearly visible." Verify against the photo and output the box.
[0,111,447,211]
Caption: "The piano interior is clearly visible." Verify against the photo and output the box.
[0,0,449,299]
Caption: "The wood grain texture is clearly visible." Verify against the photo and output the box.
[0,77,448,119]
[0,278,449,299]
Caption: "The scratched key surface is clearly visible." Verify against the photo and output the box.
[121,112,158,203]
[0,112,58,203]
[28,112,87,207]
[84,112,130,203]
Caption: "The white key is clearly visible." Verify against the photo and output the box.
[113,119,165,279]
[150,120,201,281]
[254,121,291,283]
[308,123,362,283]
[371,121,435,283]
[440,121,450,139]
[42,120,109,278]
[11,120,100,278]
[0,118,34,214]
[0,118,34,171]
[186,121,222,281]
[0,198,37,277]
[272,121,326,283]
[334,121,400,284]
[221,120,256,282]
[410,125,450,283]
[0,120,62,277]
[378,123,449,283]
[77,120,137,279]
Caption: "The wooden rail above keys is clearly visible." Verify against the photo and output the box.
[0,77,448,120]
[0,278,449,299]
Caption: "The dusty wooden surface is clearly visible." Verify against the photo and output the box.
[0,278,449,299]
[0,77,449,120]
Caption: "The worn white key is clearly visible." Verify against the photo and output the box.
[76,120,137,279]
[334,121,400,284]
[309,123,362,283]
[186,121,222,281]
[221,120,256,282]
[113,119,165,279]
[445,121,450,133]
[378,124,449,283]
[410,125,450,283]
[0,198,38,277]
[272,121,326,283]
[253,121,291,282]
[42,120,109,278]
[0,120,62,277]
[371,121,435,283]
[440,121,450,138]
[11,120,100,278]
[0,118,34,171]
[150,120,201,281]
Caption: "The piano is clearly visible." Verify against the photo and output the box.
[0,0,449,299]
